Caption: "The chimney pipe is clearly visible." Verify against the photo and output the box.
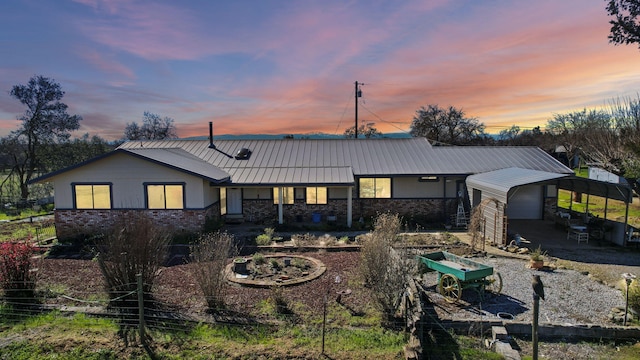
[208,121,216,149]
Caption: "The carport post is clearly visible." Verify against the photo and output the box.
[347,186,352,228]
[278,187,284,224]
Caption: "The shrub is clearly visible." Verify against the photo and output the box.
[359,213,413,328]
[189,231,235,312]
[292,258,307,269]
[94,213,170,338]
[264,227,275,239]
[270,258,281,271]
[252,253,266,265]
[627,279,640,315]
[0,241,37,303]
[269,285,290,314]
[255,234,272,246]
[256,227,280,245]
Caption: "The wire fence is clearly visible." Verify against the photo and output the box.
[0,277,303,335]
[1,218,56,244]
[0,273,506,360]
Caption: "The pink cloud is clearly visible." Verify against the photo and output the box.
[56,0,640,140]
[79,49,135,82]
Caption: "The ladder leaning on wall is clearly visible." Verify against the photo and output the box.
[455,198,468,228]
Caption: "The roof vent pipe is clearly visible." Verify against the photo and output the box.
[208,121,216,149]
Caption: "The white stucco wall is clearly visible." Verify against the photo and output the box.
[203,179,219,207]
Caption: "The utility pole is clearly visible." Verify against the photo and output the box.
[354,81,363,139]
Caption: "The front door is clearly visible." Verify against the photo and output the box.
[227,188,242,215]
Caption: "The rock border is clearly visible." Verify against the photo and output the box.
[226,253,326,288]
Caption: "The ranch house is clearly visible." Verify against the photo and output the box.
[32,131,575,242]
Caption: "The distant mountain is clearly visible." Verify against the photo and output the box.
[183,132,412,140]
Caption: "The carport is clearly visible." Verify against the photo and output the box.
[466,167,634,246]
[466,167,570,246]
[555,176,634,246]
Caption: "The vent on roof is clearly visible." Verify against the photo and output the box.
[208,121,216,149]
[207,121,233,158]
[235,148,251,160]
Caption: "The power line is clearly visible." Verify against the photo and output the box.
[359,103,411,134]
[334,90,354,135]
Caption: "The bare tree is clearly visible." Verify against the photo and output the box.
[410,104,486,145]
[497,125,521,145]
[123,112,178,140]
[344,123,383,139]
[546,109,607,168]
[8,75,81,201]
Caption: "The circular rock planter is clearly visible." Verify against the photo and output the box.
[226,254,326,287]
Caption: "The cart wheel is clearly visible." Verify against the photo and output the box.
[485,272,503,294]
[439,274,462,303]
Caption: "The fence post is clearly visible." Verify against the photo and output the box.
[137,273,146,345]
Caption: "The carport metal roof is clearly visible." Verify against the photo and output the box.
[466,167,633,204]
[556,176,633,203]
[466,167,570,203]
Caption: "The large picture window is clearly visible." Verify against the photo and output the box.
[273,187,294,204]
[147,184,184,209]
[359,178,391,198]
[74,184,111,209]
[306,187,327,204]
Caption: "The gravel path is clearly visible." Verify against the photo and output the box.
[422,255,626,325]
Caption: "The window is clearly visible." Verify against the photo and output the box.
[74,184,111,209]
[147,184,184,209]
[220,188,227,215]
[359,178,391,198]
[273,187,294,204]
[419,176,439,182]
[306,187,327,204]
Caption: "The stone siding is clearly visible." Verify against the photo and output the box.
[241,198,456,225]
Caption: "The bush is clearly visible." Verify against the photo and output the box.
[255,234,271,246]
[189,231,235,312]
[627,279,640,315]
[252,253,266,265]
[270,258,281,270]
[94,214,170,338]
[0,241,37,303]
[359,213,413,327]
[269,285,290,314]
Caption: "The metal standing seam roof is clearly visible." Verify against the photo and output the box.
[465,167,571,203]
[224,166,354,186]
[123,148,231,183]
[119,138,440,181]
[430,147,574,175]
[114,138,574,186]
[119,138,571,173]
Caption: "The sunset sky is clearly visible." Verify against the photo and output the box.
[1,0,639,141]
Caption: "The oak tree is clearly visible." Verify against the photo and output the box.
[607,0,640,48]
[123,111,178,140]
[410,104,486,145]
[8,75,81,201]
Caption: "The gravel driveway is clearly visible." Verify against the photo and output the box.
[422,255,626,325]
[423,249,636,325]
